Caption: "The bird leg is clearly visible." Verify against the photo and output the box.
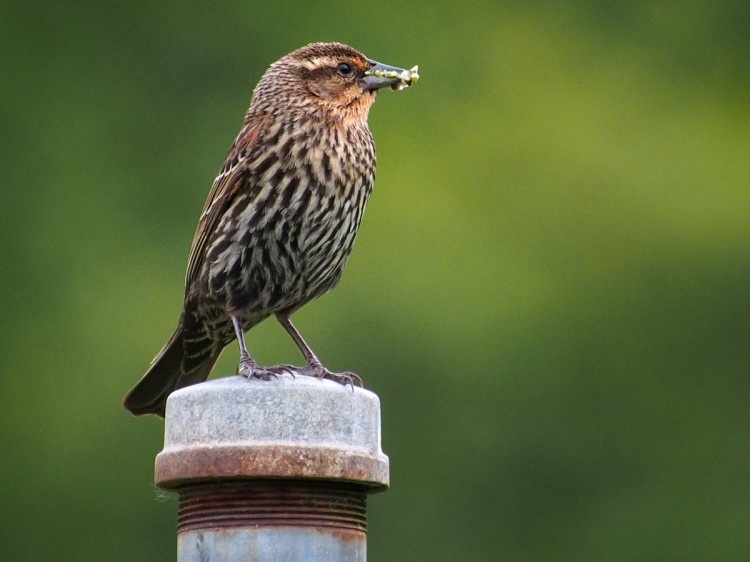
[230,312,277,380]
[274,312,363,388]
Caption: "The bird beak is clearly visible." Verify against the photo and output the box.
[362,60,420,91]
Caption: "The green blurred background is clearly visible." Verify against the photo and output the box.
[3,1,749,560]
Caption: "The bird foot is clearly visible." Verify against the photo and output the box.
[298,361,363,389]
[238,358,362,388]
[237,357,278,381]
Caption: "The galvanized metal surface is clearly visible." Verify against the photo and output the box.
[155,374,388,561]
[178,527,366,562]
[155,375,389,491]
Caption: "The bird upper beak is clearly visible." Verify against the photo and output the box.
[362,59,420,91]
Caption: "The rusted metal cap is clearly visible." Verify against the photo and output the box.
[155,375,389,492]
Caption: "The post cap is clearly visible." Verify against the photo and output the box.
[154,375,389,491]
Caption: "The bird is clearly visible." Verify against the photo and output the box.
[123,42,418,417]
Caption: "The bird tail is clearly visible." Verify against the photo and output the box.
[123,323,219,417]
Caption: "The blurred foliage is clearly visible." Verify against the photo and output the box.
[2,1,750,560]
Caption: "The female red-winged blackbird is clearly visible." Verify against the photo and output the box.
[123,43,417,416]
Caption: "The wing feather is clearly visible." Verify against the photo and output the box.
[184,117,268,288]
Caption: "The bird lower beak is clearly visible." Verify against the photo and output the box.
[362,59,420,91]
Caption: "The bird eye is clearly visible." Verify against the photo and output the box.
[337,62,352,75]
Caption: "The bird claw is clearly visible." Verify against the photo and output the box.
[325,371,363,391]
[299,362,363,390]
[266,364,298,379]
[237,358,279,381]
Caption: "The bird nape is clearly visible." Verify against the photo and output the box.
[123,43,418,417]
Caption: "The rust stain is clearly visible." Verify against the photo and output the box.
[155,444,389,492]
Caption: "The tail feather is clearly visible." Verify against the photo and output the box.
[123,325,219,417]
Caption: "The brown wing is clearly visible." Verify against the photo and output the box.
[184,116,267,288]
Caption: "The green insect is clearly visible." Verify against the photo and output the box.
[365,64,419,90]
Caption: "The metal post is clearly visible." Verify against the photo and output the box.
[154,375,389,562]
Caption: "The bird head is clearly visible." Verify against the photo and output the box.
[248,42,418,124]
